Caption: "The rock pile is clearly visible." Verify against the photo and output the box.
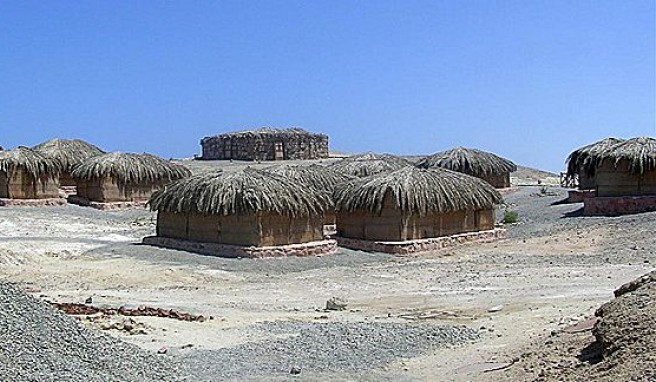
[0,283,191,382]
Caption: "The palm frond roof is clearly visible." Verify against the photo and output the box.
[334,166,503,215]
[149,167,330,216]
[0,146,63,180]
[565,137,624,178]
[32,138,105,172]
[262,164,355,192]
[581,137,656,176]
[71,152,191,184]
[416,147,517,177]
[329,152,412,178]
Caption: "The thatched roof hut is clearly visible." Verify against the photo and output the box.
[334,166,502,243]
[415,147,516,188]
[329,153,411,178]
[0,146,63,199]
[578,137,656,215]
[71,152,191,204]
[149,168,331,247]
[565,138,624,189]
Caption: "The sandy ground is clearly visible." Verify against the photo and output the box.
[0,165,653,380]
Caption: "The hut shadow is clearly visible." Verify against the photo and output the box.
[551,198,575,206]
[561,206,585,218]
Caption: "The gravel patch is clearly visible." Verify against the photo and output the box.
[182,321,479,381]
[0,282,191,382]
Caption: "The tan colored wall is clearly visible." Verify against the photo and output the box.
[0,169,59,199]
[58,172,76,187]
[480,173,511,188]
[156,211,324,247]
[336,194,495,241]
[76,177,165,202]
[596,160,656,197]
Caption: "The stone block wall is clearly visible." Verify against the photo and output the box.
[200,128,329,161]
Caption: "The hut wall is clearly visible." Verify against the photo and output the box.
[156,211,324,247]
[0,171,8,198]
[0,169,59,199]
[201,132,329,161]
[257,213,324,246]
[337,193,495,242]
[596,160,656,197]
[577,168,597,190]
[59,172,76,187]
[157,211,189,240]
[480,173,511,188]
[76,177,164,202]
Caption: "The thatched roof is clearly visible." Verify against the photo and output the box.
[203,127,327,142]
[71,152,191,184]
[565,137,625,178]
[581,137,656,176]
[149,167,330,216]
[415,147,517,177]
[262,164,355,193]
[32,138,105,172]
[329,153,412,178]
[334,166,502,216]
[0,146,63,181]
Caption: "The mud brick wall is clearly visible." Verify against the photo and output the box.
[0,169,59,199]
[157,211,325,247]
[200,130,329,161]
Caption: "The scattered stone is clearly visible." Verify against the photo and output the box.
[289,366,301,375]
[488,305,504,313]
[325,297,348,311]
[157,346,169,354]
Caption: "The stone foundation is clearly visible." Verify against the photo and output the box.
[142,236,338,259]
[67,195,148,211]
[567,190,596,203]
[584,196,656,216]
[0,197,66,207]
[335,229,506,255]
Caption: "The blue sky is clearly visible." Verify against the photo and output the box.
[1,1,654,172]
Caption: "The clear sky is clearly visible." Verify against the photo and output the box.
[1,1,654,172]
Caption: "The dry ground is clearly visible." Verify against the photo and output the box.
[0,162,653,381]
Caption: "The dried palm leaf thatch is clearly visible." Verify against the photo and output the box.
[581,137,656,176]
[71,152,191,184]
[32,138,105,172]
[262,164,356,193]
[329,152,412,178]
[0,146,63,181]
[149,167,331,217]
[210,127,325,139]
[416,147,517,177]
[565,137,624,179]
[334,166,502,216]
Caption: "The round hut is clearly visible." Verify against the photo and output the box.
[581,137,656,198]
[416,147,516,188]
[33,138,105,187]
[0,146,63,202]
[330,153,411,178]
[334,166,503,253]
[146,168,336,257]
[201,127,329,161]
[565,137,624,190]
[71,152,191,207]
